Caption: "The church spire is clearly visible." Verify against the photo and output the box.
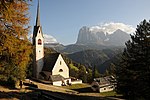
[36,0,40,26]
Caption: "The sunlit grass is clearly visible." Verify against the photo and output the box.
[100,91,122,97]
[63,83,91,90]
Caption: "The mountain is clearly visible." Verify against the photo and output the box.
[67,50,109,67]
[76,26,130,46]
[67,48,123,73]
[76,26,106,45]
[42,23,133,74]
[61,44,107,54]
[28,34,65,51]
[105,29,131,46]
[43,34,58,44]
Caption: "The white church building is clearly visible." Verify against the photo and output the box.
[32,1,82,86]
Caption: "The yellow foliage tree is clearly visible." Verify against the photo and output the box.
[0,0,32,86]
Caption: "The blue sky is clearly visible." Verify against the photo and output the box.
[29,0,150,45]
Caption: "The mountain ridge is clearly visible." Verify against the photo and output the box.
[76,26,130,46]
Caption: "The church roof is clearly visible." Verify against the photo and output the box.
[40,71,64,82]
[50,75,64,82]
[36,0,40,26]
[42,53,60,72]
[32,0,43,45]
[93,76,116,87]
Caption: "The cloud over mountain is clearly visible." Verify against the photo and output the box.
[89,22,135,34]
[43,34,58,44]
[29,34,58,44]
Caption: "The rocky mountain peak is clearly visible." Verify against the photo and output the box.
[76,26,131,46]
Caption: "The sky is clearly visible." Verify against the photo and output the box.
[29,0,150,45]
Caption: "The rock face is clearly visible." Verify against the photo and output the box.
[76,26,130,46]
[76,26,106,45]
[106,29,130,46]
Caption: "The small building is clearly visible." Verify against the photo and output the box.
[91,76,116,93]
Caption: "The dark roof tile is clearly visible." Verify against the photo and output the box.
[42,53,60,71]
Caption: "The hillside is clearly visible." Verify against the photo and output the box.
[67,50,109,67]
[67,48,123,73]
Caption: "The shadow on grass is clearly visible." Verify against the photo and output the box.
[0,91,39,100]
[26,87,122,100]
[0,85,124,100]
[72,87,94,93]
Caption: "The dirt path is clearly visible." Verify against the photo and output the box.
[30,80,78,94]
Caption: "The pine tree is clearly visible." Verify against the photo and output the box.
[116,20,150,99]
[78,65,87,82]
[0,0,32,86]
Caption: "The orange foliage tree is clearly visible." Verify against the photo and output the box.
[0,0,32,86]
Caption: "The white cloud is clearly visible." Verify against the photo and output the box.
[28,34,58,44]
[43,34,58,44]
[89,22,135,34]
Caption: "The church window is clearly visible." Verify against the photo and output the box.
[38,39,42,45]
[59,69,63,72]
[60,61,62,65]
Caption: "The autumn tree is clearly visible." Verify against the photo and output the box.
[0,0,32,86]
[116,20,150,99]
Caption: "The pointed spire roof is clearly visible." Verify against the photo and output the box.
[33,0,43,45]
[36,0,40,26]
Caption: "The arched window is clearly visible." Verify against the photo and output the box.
[38,39,42,45]
[59,69,63,72]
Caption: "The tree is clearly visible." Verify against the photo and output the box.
[69,63,79,78]
[116,20,150,99]
[78,65,87,82]
[105,63,116,76]
[0,0,32,86]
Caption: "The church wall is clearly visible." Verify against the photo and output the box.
[35,28,44,78]
[52,55,69,78]
[52,81,62,86]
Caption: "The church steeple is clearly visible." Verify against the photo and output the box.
[36,0,40,26]
[33,0,43,45]
[32,0,44,78]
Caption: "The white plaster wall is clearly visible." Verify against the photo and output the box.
[71,80,82,84]
[52,54,69,78]
[53,81,62,86]
[35,27,44,78]
[99,85,114,93]
[91,82,114,93]
[64,79,71,85]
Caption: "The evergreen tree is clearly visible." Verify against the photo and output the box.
[116,20,150,99]
[92,65,96,80]
[105,63,116,76]
[78,65,87,82]
[69,63,79,78]
[0,0,32,86]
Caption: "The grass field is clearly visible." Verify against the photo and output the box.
[63,83,91,90]
[100,91,122,97]
[63,84,123,98]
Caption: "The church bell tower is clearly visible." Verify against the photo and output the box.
[32,0,44,78]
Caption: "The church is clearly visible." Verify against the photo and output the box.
[32,1,77,86]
